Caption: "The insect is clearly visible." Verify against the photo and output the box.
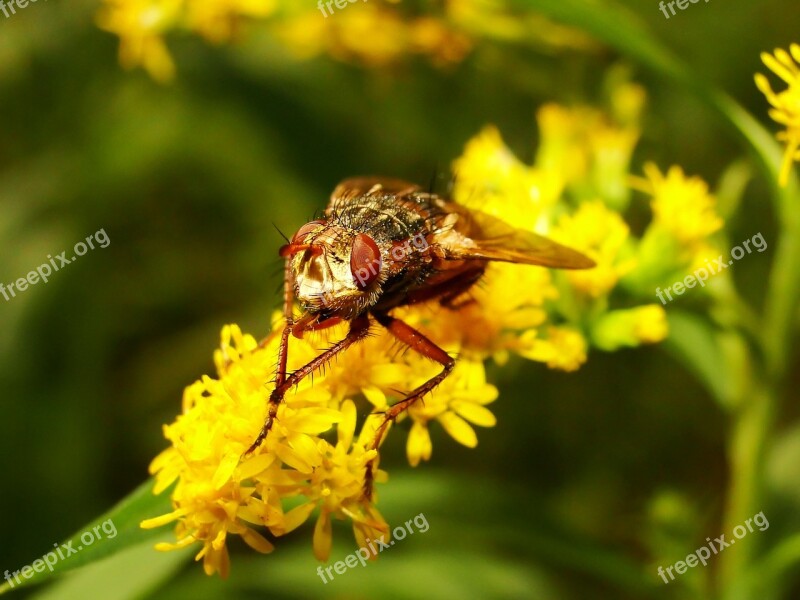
[245,177,595,499]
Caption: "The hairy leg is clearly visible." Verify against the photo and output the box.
[362,312,455,499]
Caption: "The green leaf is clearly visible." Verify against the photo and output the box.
[0,479,174,595]
[663,310,733,408]
[29,536,192,600]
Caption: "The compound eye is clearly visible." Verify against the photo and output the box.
[292,219,326,244]
[350,234,382,291]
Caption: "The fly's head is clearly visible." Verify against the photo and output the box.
[281,219,386,319]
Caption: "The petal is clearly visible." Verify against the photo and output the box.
[438,412,478,448]
[274,442,312,472]
[212,451,241,490]
[791,43,800,64]
[284,502,316,533]
[406,420,432,467]
[338,399,357,449]
[154,536,196,551]
[763,52,795,84]
[236,452,276,480]
[241,527,275,554]
[141,507,189,529]
[313,510,333,561]
[357,412,389,448]
[774,48,798,73]
[452,401,497,427]
[287,432,323,468]
[362,386,387,408]
[289,408,341,434]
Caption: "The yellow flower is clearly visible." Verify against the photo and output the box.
[447,0,597,51]
[515,326,588,372]
[536,104,601,186]
[96,0,181,82]
[591,305,668,351]
[185,0,277,44]
[639,163,723,246]
[622,164,723,294]
[405,359,498,467]
[452,125,563,231]
[324,6,410,67]
[550,200,634,298]
[409,262,556,362]
[755,44,800,186]
[99,0,478,80]
[633,305,669,344]
[143,318,495,574]
[410,17,472,65]
[287,400,389,561]
[535,98,641,205]
[142,324,343,576]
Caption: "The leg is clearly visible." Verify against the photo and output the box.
[362,312,455,500]
[291,313,343,339]
[275,255,297,388]
[244,313,371,455]
[403,265,485,308]
[438,268,484,309]
[219,258,296,374]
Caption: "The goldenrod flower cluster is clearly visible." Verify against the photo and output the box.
[142,83,727,576]
[96,0,597,82]
[755,44,800,186]
[95,0,469,82]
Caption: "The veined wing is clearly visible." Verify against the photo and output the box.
[435,201,595,270]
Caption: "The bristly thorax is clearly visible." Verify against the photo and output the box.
[326,192,444,241]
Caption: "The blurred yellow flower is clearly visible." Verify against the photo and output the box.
[186,0,277,43]
[453,125,562,230]
[447,0,597,51]
[535,92,642,210]
[591,305,668,351]
[755,44,800,186]
[622,163,724,295]
[633,305,669,344]
[551,200,634,298]
[516,326,588,372]
[96,0,181,82]
[640,163,723,246]
[98,0,475,80]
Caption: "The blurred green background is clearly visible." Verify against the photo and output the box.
[1,0,799,598]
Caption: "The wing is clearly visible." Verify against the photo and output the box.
[435,201,596,270]
[329,177,421,205]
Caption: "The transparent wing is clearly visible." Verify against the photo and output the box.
[437,201,595,270]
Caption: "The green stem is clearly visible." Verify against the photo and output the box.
[719,384,774,598]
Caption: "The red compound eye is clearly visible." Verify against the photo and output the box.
[292,220,326,244]
[350,234,382,290]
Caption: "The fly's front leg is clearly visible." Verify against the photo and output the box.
[275,256,297,389]
[244,313,371,456]
[362,312,455,500]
